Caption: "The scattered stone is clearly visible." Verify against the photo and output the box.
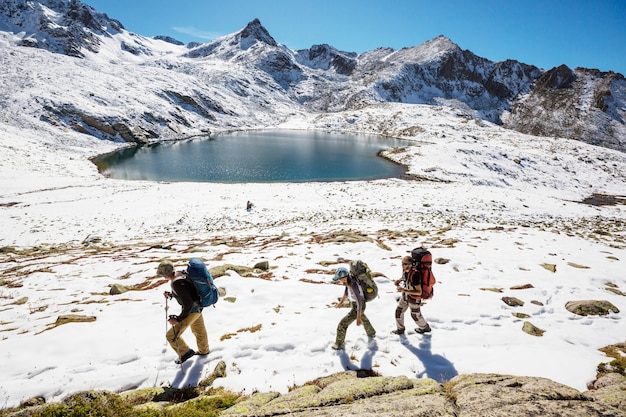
[198,360,227,389]
[109,284,130,295]
[510,284,534,290]
[434,257,450,264]
[605,283,625,296]
[522,321,545,336]
[13,296,28,305]
[512,312,531,319]
[254,260,270,271]
[481,287,504,293]
[565,300,619,316]
[568,262,590,269]
[502,296,524,307]
[531,300,544,306]
[540,263,557,272]
[55,315,97,325]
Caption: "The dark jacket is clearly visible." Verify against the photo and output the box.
[171,276,200,321]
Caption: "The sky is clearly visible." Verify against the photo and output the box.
[83,0,626,75]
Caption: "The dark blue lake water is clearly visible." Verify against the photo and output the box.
[93,130,410,183]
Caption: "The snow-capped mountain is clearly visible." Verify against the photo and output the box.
[0,0,624,151]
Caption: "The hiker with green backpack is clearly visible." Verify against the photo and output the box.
[157,260,211,364]
[331,261,377,350]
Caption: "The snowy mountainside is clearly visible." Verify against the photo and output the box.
[0,0,126,57]
[0,0,624,151]
[504,65,626,150]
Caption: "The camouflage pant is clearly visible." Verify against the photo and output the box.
[395,293,429,332]
[335,302,376,345]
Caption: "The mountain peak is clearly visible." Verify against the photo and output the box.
[239,18,277,47]
[423,35,461,53]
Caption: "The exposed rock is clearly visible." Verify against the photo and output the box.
[220,372,626,417]
[510,284,534,290]
[502,296,524,307]
[540,263,557,272]
[448,373,618,417]
[198,360,227,389]
[55,314,96,325]
[565,300,620,316]
[109,283,130,295]
[8,372,626,417]
[254,261,270,271]
[586,373,626,411]
[522,321,545,336]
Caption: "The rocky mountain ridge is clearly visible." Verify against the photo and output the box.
[0,0,624,152]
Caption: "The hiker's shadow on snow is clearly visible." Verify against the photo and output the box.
[401,334,458,381]
[337,339,378,373]
[171,357,208,388]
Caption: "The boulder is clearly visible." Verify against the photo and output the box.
[565,300,619,316]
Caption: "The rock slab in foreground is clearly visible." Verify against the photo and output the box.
[222,372,625,417]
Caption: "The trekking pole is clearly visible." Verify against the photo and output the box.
[165,297,169,336]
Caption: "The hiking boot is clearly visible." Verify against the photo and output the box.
[391,329,405,335]
[415,326,431,334]
[331,343,344,350]
[175,349,196,364]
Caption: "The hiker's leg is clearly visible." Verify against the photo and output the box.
[409,300,429,329]
[166,318,192,356]
[360,303,376,337]
[189,312,209,354]
[395,295,409,332]
[336,302,358,345]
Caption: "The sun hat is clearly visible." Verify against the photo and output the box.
[333,266,349,281]
[157,261,174,276]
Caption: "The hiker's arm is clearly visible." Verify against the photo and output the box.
[171,280,195,322]
[397,285,422,295]
[351,280,364,326]
[336,287,348,308]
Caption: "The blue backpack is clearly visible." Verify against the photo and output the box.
[185,258,219,308]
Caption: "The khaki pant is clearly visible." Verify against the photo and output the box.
[166,312,209,356]
[395,293,429,332]
[335,302,376,345]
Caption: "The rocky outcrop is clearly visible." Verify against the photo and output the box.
[504,66,626,151]
[218,372,626,417]
[42,104,154,144]
[5,370,625,416]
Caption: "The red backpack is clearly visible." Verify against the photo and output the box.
[409,247,436,300]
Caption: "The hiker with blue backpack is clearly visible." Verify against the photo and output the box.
[331,264,377,350]
[157,259,213,364]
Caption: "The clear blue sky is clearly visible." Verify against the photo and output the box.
[84,0,626,75]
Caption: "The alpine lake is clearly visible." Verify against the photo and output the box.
[92,130,413,183]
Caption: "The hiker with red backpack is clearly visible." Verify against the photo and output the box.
[392,249,435,335]
[157,260,211,364]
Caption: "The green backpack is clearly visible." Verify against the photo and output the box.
[349,260,378,302]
